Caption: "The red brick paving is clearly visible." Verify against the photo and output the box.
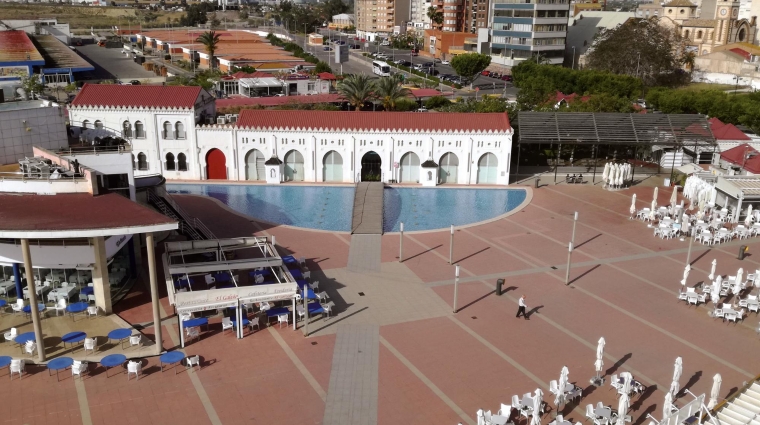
[12,183,760,425]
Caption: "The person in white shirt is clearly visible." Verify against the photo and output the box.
[516,295,527,319]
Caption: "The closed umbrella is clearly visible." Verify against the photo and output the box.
[617,393,630,425]
[708,259,717,282]
[652,199,657,214]
[712,277,722,303]
[670,357,683,397]
[736,268,744,293]
[746,204,754,227]
[654,187,659,205]
[707,373,722,409]
[670,187,678,210]
[556,366,569,406]
[663,391,674,421]
[681,264,690,287]
[616,171,623,188]
[595,337,605,380]
[602,163,610,185]
[531,389,543,425]
[630,194,637,219]
[621,372,633,395]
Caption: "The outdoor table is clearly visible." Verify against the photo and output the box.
[80,287,94,296]
[14,331,35,347]
[48,286,77,303]
[100,353,127,378]
[47,357,74,382]
[66,302,88,321]
[491,415,509,425]
[22,303,46,318]
[0,299,7,312]
[266,307,290,325]
[290,269,303,279]
[61,331,87,350]
[307,302,324,316]
[563,383,574,393]
[182,317,209,331]
[160,351,186,374]
[595,407,613,420]
[296,279,308,289]
[301,288,317,300]
[213,273,231,283]
[249,269,272,277]
[230,317,250,331]
[521,395,534,411]
[107,328,132,348]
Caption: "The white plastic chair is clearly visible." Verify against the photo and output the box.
[126,361,141,381]
[309,281,320,291]
[323,301,336,318]
[303,270,311,280]
[586,404,595,422]
[277,314,289,328]
[52,299,67,316]
[83,338,96,354]
[222,317,233,334]
[610,374,619,390]
[549,379,559,394]
[129,334,141,348]
[4,327,17,343]
[87,306,98,318]
[512,395,521,410]
[10,359,24,380]
[24,340,36,357]
[186,326,200,342]
[87,294,96,304]
[72,360,88,379]
[317,291,329,302]
[11,299,24,315]
[186,355,200,372]
[498,403,512,418]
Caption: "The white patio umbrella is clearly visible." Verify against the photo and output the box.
[745,205,754,227]
[681,264,691,287]
[736,268,744,292]
[602,163,610,186]
[654,187,659,205]
[596,337,605,365]
[531,389,544,425]
[630,194,637,219]
[663,391,674,421]
[707,373,722,409]
[670,187,678,210]
[652,199,657,213]
[610,165,617,187]
[670,357,683,397]
[708,259,717,282]
[616,171,623,188]
[621,372,633,395]
[556,366,569,406]
[712,277,722,303]
[617,393,630,425]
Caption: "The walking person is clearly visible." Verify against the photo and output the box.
[516,295,527,319]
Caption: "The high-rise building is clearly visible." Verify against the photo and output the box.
[409,0,433,30]
[356,0,412,40]
[464,0,491,33]
[484,0,570,65]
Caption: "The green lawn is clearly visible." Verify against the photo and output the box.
[678,82,747,92]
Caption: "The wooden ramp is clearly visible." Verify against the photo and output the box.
[348,182,383,273]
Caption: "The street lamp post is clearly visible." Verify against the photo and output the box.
[571,46,576,70]
[565,212,579,285]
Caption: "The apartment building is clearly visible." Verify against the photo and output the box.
[356,0,411,40]
[409,0,433,30]
[486,0,570,65]
[464,0,491,33]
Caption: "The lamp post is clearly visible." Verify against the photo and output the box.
[453,264,460,313]
[571,46,576,70]
[399,222,404,262]
[565,212,578,285]
[734,74,741,95]
[449,225,454,264]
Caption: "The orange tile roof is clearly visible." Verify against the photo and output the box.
[0,31,44,64]
[70,84,202,109]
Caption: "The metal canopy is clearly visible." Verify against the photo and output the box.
[517,112,717,146]
[168,257,283,275]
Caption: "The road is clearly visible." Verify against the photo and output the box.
[282,28,519,100]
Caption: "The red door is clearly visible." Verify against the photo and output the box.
[206,149,227,180]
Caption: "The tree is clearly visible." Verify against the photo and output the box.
[586,17,687,86]
[314,61,333,74]
[321,0,349,22]
[375,76,411,111]
[20,75,45,99]
[682,50,696,73]
[337,74,376,111]
[450,53,491,87]
[196,31,221,70]
[427,6,443,27]
[209,12,222,29]
[424,95,451,109]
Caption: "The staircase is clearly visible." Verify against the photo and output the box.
[715,382,760,425]
[660,150,694,168]
[147,187,215,241]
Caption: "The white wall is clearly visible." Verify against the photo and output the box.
[0,101,68,166]
[0,234,129,269]
[63,150,137,200]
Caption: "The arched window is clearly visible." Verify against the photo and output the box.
[163,121,173,139]
[82,120,90,129]
[697,30,703,38]
[135,121,145,138]
[137,152,148,170]
[175,122,185,139]
[94,120,103,129]
[131,154,136,170]
[739,28,746,41]
[178,153,188,171]
[476,153,498,184]
[679,9,684,13]
[166,153,176,171]
[684,29,690,39]
[122,121,132,138]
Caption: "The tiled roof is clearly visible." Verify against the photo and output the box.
[663,0,696,7]
[729,48,751,61]
[682,19,716,27]
[70,84,202,109]
[713,123,751,141]
[216,94,345,109]
[0,30,44,64]
[236,110,512,132]
[721,144,760,173]
[318,72,337,80]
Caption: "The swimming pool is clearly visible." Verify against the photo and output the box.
[168,184,527,232]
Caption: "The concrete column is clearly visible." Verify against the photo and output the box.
[12,263,22,301]
[146,233,163,355]
[20,239,45,362]
[91,236,112,314]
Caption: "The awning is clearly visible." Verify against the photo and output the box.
[676,163,703,174]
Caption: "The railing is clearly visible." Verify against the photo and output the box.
[0,171,86,182]
[150,187,216,240]
[0,238,92,247]
[147,189,205,241]
[57,144,132,156]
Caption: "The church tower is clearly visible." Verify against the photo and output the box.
[714,0,741,43]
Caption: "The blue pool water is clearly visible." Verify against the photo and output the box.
[168,184,527,232]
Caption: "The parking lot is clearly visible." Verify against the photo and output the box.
[75,42,158,82]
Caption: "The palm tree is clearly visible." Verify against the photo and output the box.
[374,76,411,111]
[337,74,376,111]
[196,31,221,70]
[682,50,696,73]
[427,6,443,28]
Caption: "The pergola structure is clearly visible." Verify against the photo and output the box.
[0,193,177,361]
[516,112,718,182]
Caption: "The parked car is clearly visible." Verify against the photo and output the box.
[413,63,424,70]
[323,46,332,51]
[410,50,419,56]
[129,80,141,85]
[441,60,450,65]
[500,75,513,82]
[481,70,490,76]
[422,62,434,68]
[488,72,501,78]
[433,58,441,63]
[376,53,389,60]
[416,107,429,112]
[425,68,439,76]
[381,40,390,46]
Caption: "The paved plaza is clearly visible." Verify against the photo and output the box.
[3,182,760,425]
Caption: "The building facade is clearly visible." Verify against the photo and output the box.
[356,0,411,40]
[487,0,570,66]
[0,100,69,166]
[68,85,515,186]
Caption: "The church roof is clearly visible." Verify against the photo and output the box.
[663,0,696,7]
[682,18,717,27]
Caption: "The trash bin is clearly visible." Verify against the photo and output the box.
[535,177,540,189]
[496,278,504,296]
[739,245,749,260]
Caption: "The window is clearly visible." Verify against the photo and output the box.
[178,153,188,171]
[122,121,132,138]
[514,9,534,17]
[175,122,185,139]
[684,29,690,38]
[697,30,703,38]
[94,120,103,129]
[166,153,175,171]
[135,121,145,138]
[82,120,90,129]
[131,154,136,170]
[163,121,173,139]
[137,152,148,170]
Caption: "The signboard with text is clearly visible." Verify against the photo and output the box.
[335,44,349,63]
[0,65,30,80]
[175,282,298,313]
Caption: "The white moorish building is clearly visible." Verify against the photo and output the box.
[68,84,514,185]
